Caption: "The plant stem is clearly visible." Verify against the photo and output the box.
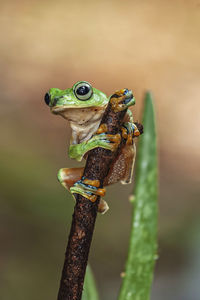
[57,96,137,300]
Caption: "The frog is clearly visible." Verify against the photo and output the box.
[44,81,142,213]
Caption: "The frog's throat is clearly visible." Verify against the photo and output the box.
[57,106,106,144]
[70,119,102,144]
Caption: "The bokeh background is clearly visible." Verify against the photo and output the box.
[1,0,200,299]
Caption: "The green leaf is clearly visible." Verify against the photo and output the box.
[118,92,158,300]
[82,265,99,300]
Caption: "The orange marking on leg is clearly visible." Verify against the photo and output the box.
[82,179,100,188]
[96,188,106,197]
[102,133,121,151]
[110,95,127,112]
[111,133,121,143]
[84,194,97,202]
[115,89,126,96]
[96,123,108,134]
[126,134,133,145]
[121,127,128,139]
[134,130,140,137]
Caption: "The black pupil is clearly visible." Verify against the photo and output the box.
[76,85,90,96]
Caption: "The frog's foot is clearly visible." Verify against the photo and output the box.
[70,177,106,202]
[110,88,135,112]
[121,122,141,145]
[58,169,109,214]
[70,177,108,214]
[91,130,122,152]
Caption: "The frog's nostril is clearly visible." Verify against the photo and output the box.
[44,93,50,106]
[53,98,58,106]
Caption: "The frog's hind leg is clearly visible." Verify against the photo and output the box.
[57,167,109,214]
[104,143,136,186]
[57,167,84,191]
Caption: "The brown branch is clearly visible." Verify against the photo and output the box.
[57,94,143,300]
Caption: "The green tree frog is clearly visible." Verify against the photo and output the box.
[44,81,141,213]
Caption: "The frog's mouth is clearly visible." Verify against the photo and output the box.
[51,105,105,123]
[51,106,69,114]
[51,105,104,114]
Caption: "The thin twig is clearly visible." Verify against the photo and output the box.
[57,93,143,300]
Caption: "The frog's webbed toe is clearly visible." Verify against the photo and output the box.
[70,177,108,214]
[90,130,122,152]
[104,143,136,186]
[103,120,139,186]
[70,177,106,202]
[120,143,136,184]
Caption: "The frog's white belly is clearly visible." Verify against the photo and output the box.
[60,106,106,144]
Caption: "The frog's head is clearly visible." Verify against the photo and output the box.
[44,81,108,117]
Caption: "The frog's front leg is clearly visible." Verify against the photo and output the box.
[69,130,122,161]
[57,167,109,214]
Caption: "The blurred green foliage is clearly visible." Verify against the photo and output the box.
[118,93,158,300]
[82,266,99,300]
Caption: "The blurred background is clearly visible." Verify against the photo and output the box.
[1,0,200,299]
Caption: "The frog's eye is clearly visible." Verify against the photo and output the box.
[74,82,93,100]
[44,93,50,106]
